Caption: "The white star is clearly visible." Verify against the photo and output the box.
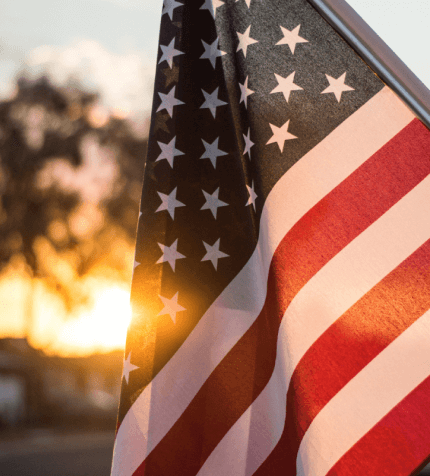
[200,38,227,69]
[237,25,258,58]
[200,87,227,118]
[156,239,185,271]
[156,187,185,219]
[133,259,140,271]
[321,72,355,102]
[239,76,254,107]
[157,86,185,117]
[123,352,139,385]
[159,38,184,68]
[162,0,183,20]
[200,0,225,18]
[200,137,228,168]
[155,136,184,168]
[158,292,186,324]
[270,72,303,102]
[243,128,254,159]
[266,120,297,152]
[201,188,228,218]
[246,182,258,210]
[276,25,308,54]
[201,239,229,270]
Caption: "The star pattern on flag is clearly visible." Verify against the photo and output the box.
[158,292,186,324]
[243,128,254,159]
[162,0,183,21]
[321,72,355,102]
[157,85,185,117]
[157,239,186,271]
[200,87,228,118]
[200,137,228,168]
[159,37,184,68]
[271,71,303,102]
[122,352,139,385]
[200,38,227,69]
[200,0,225,18]
[156,187,185,219]
[267,119,298,152]
[201,188,228,218]
[156,136,184,168]
[201,238,229,270]
[239,76,254,107]
[246,182,258,210]
[237,25,259,58]
[276,24,308,54]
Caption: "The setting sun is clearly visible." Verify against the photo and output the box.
[55,286,132,355]
[0,263,133,357]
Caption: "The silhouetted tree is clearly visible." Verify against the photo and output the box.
[0,76,147,312]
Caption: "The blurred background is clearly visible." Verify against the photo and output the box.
[0,0,161,474]
[0,0,429,475]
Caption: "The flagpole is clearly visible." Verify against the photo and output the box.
[307,0,430,129]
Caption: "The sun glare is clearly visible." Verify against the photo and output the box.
[55,286,132,355]
[0,267,133,356]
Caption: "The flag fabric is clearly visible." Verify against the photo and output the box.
[111,0,430,475]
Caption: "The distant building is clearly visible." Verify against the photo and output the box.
[0,338,123,429]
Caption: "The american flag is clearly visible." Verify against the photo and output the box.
[111,0,430,475]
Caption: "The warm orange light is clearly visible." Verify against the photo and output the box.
[86,104,110,128]
[53,286,132,355]
[0,266,132,356]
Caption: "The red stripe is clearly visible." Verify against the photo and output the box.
[326,373,430,476]
[135,118,430,476]
[254,119,430,476]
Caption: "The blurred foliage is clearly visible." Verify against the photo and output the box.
[0,76,147,310]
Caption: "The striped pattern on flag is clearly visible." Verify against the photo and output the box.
[198,117,430,476]
[298,305,430,476]
[111,0,430,474]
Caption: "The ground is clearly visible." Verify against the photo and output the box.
[0,429,115,476]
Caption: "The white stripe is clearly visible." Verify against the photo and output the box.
[297,306,430,476]
[197,172,430,476]
[111,88,413,476]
